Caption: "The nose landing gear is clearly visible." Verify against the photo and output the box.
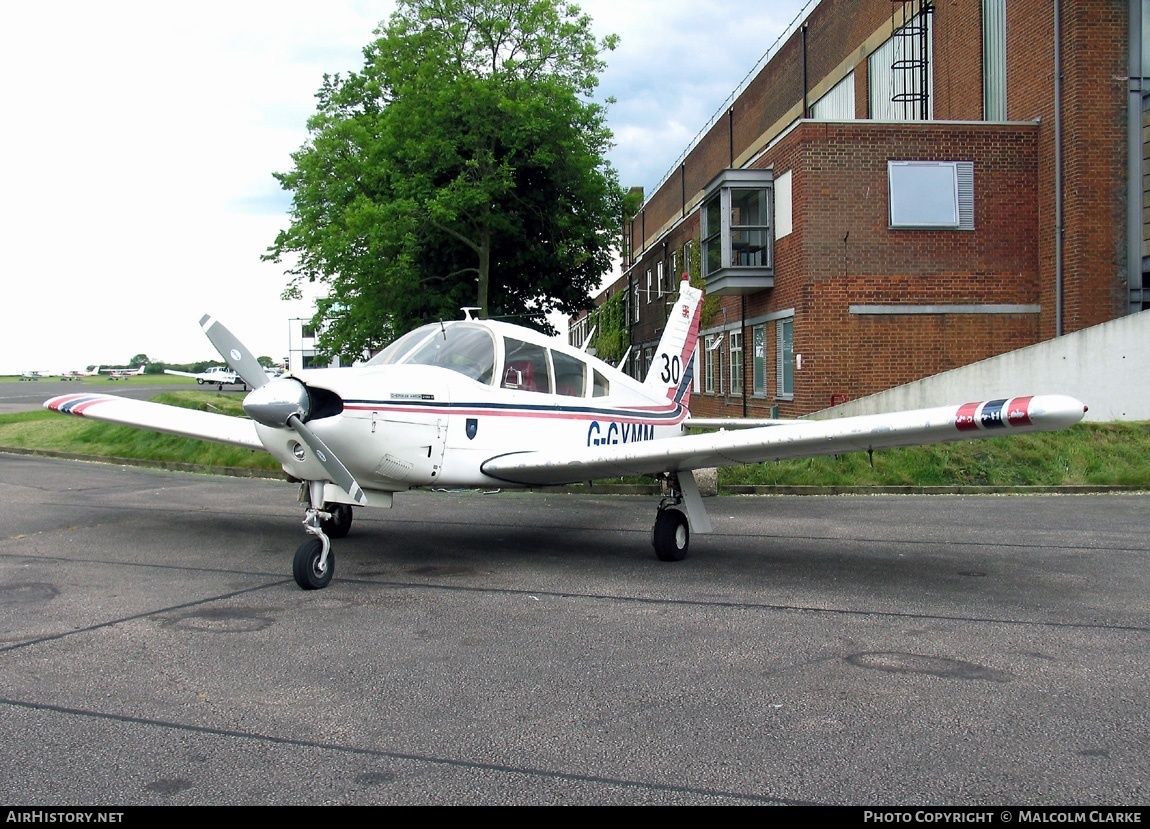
[293,536,332,590]
[292,480,348,590]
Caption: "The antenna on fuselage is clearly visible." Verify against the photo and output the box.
[616,346,631,372]
[580,325,597,352]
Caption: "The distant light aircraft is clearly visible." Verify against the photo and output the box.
[105,365,146,380]
[164,365,248,390]
[45,276,1087,591]
[61,366,102,381]
[19,370,45,381]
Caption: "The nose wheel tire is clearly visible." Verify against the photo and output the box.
[293,538,334,590]
[652,508,690,562]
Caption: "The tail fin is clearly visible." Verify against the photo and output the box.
[643,274,703,409]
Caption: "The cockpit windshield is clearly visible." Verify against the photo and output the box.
[367,322,496,384]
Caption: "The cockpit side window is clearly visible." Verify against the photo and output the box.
[502,338,551,394]
[552,349,587,397]
[592,369,610,397]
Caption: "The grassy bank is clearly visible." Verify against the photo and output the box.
[1,392,279,472]
[4,391,1149,488]
[718,421,1150,488]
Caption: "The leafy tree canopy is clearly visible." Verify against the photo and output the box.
[266,0,624,360]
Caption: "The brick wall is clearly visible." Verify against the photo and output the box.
[610,0,1133,418]
[690,121,1042,418]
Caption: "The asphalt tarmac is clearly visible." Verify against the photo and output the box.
[1,453,1147,805]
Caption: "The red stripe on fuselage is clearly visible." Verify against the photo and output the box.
[342,401,688,426]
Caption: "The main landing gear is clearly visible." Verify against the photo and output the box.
[651,472,692,562]
[293,481,356,590]
[652,506,689,561]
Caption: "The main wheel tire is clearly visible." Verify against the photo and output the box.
[321,503,353,539]
[196,378,204,385]
[293,538,334,590]
[652,508,690,562]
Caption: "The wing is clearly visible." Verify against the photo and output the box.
[45,393,264,450]
[480,394,1087,486]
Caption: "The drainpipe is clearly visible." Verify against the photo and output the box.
[1128,0,1144,313]
[741,295,747,417]
[627,270,634,371]
[727,108,734,167]
[681,163,686,218]
[802,22,809,118]
[1054,0,1064,336]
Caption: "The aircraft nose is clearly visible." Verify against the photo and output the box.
[243,378,310,428]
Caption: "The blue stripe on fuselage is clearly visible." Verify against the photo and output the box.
[343,398,686,422]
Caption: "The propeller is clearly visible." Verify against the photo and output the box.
[200,314,367,506]
[199,315,270,390]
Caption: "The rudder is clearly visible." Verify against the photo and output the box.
[643,274,703,409]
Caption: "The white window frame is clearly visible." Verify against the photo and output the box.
[776,317,794,400]
[701,169,774,282]
[888,161,974,230]
[704,334,716,394]
[729,330,743,395]
[752,324,766,397]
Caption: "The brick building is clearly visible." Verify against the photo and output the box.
[570,0,1150,418]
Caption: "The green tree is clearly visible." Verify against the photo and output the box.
[267,0,623,360]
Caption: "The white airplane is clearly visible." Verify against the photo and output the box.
[44,276,1087,590]
[164,365,248,390]
[19,370,46,381]
[105,365,146,380]
[60,366,102,380]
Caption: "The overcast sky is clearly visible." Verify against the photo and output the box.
[1,0,815,375]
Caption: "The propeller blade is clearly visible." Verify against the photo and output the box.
[288,413,368,506]
[199,314,269,390]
